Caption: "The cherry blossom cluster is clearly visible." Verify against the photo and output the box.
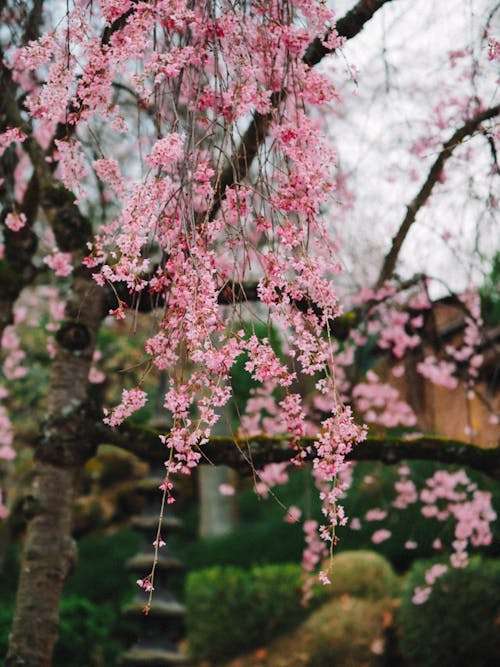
[420,469,496,568]
[2,0,496,600]
[352,370,417,428]
[301,519,329,603]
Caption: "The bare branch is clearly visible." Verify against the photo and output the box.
[376,104,500,289]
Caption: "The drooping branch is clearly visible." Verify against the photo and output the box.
[210,0,393,218]
[101,425,500,480]
[376,104,500,288]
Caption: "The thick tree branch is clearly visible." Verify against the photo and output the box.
[376,104,500,288]
[22,0,45,44]
[303,0,392,66]
[101,425,500,480]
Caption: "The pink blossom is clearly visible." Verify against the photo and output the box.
[417,356,458,389]
[146,134,184,170]
[0,127,27,157]
[371,529,391,544]
[43,252,73,277]
[92,158,124,195]
[353,372,417,427]
[412,586,432,605]
[425,563,448,585]
[53,139,88,195]
[88,367,106,384]
[350,517,362,531]
[318,570,331,586]
[284,506,302,523]
[365,508,388,521]
[103,387,147,426]
[152,538,166,548]
[404,540,418,549]
[136,578,154,592]
[488,38,500,61]
[5,212,27,232]
[255,463,289,498]
[218,484,235,496]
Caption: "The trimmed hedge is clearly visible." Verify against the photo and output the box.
[186,563,317,661]
[399,557,500,667]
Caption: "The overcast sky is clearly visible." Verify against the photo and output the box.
[324,0,499,298]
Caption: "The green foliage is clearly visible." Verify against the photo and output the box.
[186,563,316,661]
[178,520,304,571]
[0,602,13,658]
[324,550,399,600]
[479,251,500,325]
[398,557,500,667]
[63,529,140,605]
[53,596,122,667]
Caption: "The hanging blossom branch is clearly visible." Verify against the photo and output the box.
[376,104,500,288]
[210,0,394,219]
[0,1,389,593]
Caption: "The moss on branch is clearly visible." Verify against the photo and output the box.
[101,425,500,480]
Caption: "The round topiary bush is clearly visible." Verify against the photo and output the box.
[307,596,392,667]
[323,550,399,600]
[398,557,500,667]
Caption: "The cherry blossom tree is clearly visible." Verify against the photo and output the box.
[0,0,498,665]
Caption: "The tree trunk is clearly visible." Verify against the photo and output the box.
[6,271,105,667]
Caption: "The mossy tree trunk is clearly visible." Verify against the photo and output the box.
[5,268,106,666]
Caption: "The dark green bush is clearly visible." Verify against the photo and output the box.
[53,596,122,667]
[186,563,315,661]
[0,602,14,658]
[399,557,500,667]
[1,597,124,667]
[63,529,140,604]
[177,520,305,571]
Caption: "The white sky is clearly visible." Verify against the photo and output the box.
[324,0,499,298]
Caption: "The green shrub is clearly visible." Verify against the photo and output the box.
[186,563,313,661]
[323,550,399,599]
[0,602,14,659]
[64,529,140,605]
[178,520,305,571]
[53,595,122,667]
[398,557,500,667]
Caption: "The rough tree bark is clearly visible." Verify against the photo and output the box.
[6,257,106,666]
